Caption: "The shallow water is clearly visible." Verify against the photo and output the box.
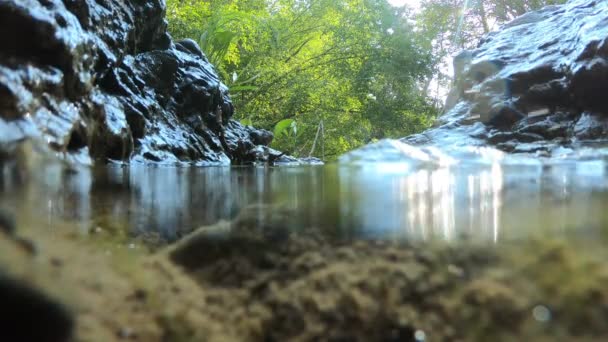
[2,155,607,243]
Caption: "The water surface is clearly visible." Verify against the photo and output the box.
[2,157,607,243]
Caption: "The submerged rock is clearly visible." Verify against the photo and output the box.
[396,0,608,159]
[0,0,276,165]
[166,217,608,341]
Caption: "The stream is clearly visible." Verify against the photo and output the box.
[1,146,608,341]
[3,148,607,244]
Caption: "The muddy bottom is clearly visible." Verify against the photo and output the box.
[1,214,607,342]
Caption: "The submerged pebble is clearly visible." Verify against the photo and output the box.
[414,329,426,341]
[533,305,552,323]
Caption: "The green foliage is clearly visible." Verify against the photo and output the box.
[240,118,253,127]
[273,118,299,152]
[166,0,439,159]
[166,0,564,159]
[273,119,296,138]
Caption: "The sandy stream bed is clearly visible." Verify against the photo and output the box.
[1,215,607,342]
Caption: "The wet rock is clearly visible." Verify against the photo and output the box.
[571,54,608,113]
[175,39,206,61]
[0,273,74,342]
[0,0,284,165]
[510,141,554,154]
[513,113,574,140]
[487,131,544,145]
[339,139,442,164]
[573,112,608,140]
[247,127,274,146]
[387,0,608,159]
[482,101,526,128]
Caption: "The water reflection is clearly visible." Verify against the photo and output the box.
[2,160,607,242]
[339,163,504,241]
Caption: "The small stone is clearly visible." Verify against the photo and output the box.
[117,327,137,339]
[50,258,64,267]
[133,289,147,301]
[414,329,427,341]
[532,305,552,322]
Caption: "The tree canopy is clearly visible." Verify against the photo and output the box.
[166,0,567,159]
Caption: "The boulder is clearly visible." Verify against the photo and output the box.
[410,0,608,155]
[0,0,275,165]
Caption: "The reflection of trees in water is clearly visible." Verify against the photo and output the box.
[55,168,92,233]
[104,167,250,240]
[6,161,607,242]
[107,167,290,240]
[89,166,134,236]
[265,166,339,236]
[32,166,284,241]
[6,164,94,234]
[536,163,608,237]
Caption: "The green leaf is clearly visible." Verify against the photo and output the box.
[291,120,297,135]
[240,118,253,126]
[274,119,295,137]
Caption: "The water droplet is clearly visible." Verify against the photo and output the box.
[532,305,551,322]
[414,330,426,341]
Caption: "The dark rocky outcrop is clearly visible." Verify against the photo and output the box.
[404,0,608,156]
[0,0,281,165]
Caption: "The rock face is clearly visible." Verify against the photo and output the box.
[404,0,608,156]
[0,0,278,165]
